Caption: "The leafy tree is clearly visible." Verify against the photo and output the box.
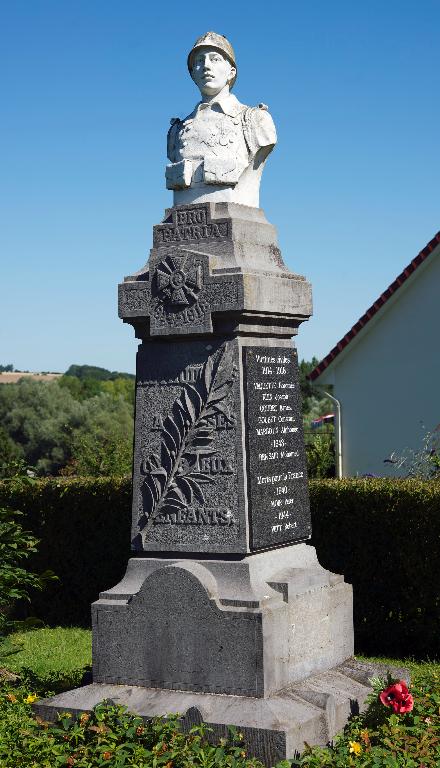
[58,375,105,401]
[66,393,133,476]
[0,380,84,475]
[0,364,14,372]
[101,377,135,406]
[65,364,134,381]
[0,380,133,476]
[58,374,135,405]
[299,358,336,478]
[0,427,23,478]
[298,357,320,411]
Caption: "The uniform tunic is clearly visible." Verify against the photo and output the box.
[166,91,276,206]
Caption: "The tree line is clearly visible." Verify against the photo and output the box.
[0,365,134,477]
[0,361,335,479]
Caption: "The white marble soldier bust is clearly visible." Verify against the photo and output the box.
[166,32,277,208]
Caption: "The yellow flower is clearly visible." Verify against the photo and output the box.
[349,741,362,756]
[24,693,38,704]
[6,693,18,703]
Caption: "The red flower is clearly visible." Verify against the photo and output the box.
[379,680,414,714]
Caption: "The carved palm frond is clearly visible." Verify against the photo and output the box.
[140,343,236,537]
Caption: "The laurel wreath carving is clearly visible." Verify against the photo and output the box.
[139,344,236,535]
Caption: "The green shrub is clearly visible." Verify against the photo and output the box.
[309,478,440,658]
[0,504,50,637]
[0,663,439,767]
[0,477,132,626]
[0,477,439,658]
[305,433,335,478]
[0,689,263,768]
[291,664,440,766]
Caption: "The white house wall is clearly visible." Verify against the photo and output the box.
[320,247,440,477]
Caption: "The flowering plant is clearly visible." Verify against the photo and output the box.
[379,679,414,714]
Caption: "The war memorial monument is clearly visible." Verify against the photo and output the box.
[36,32,394,764]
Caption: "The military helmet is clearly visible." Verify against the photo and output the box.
[187,32,237,88]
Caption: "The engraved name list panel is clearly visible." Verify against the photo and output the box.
[244,346,311,550]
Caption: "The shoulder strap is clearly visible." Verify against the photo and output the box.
[241,106,259,156]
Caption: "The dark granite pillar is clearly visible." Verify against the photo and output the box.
[35,203,398,765]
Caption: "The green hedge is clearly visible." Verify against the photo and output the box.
[0,477,439,658]
[0,476,131,626]
[309,478,440,658]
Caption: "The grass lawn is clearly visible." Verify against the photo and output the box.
[357,653,440,678]
[3,627,91,694]
[0,629,439,766]
[5,627,438,695]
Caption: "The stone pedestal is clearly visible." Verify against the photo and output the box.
[35,203,397,764]
[37,545,384,763]
[120,203,313,556]
[92,546,353,695]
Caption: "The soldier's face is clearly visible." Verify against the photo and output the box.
[191,47,235,97]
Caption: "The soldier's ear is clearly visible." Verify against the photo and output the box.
[228,67,236,86]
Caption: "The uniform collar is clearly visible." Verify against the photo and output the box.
[195,92,244,118]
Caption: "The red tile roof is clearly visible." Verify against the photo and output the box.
[309,230,440,381]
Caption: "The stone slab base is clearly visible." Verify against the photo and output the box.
[34,659,408,766]
[92,547,356,698]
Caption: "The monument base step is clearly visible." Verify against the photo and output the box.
[34,659,408,766]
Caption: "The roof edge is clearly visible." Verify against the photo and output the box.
[309,230,440,382]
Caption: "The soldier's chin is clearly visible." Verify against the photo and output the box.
[199,82,224,97]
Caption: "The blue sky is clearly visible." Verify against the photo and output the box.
[1,0,439,373]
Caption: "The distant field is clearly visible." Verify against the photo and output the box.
[0,372,61,384]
